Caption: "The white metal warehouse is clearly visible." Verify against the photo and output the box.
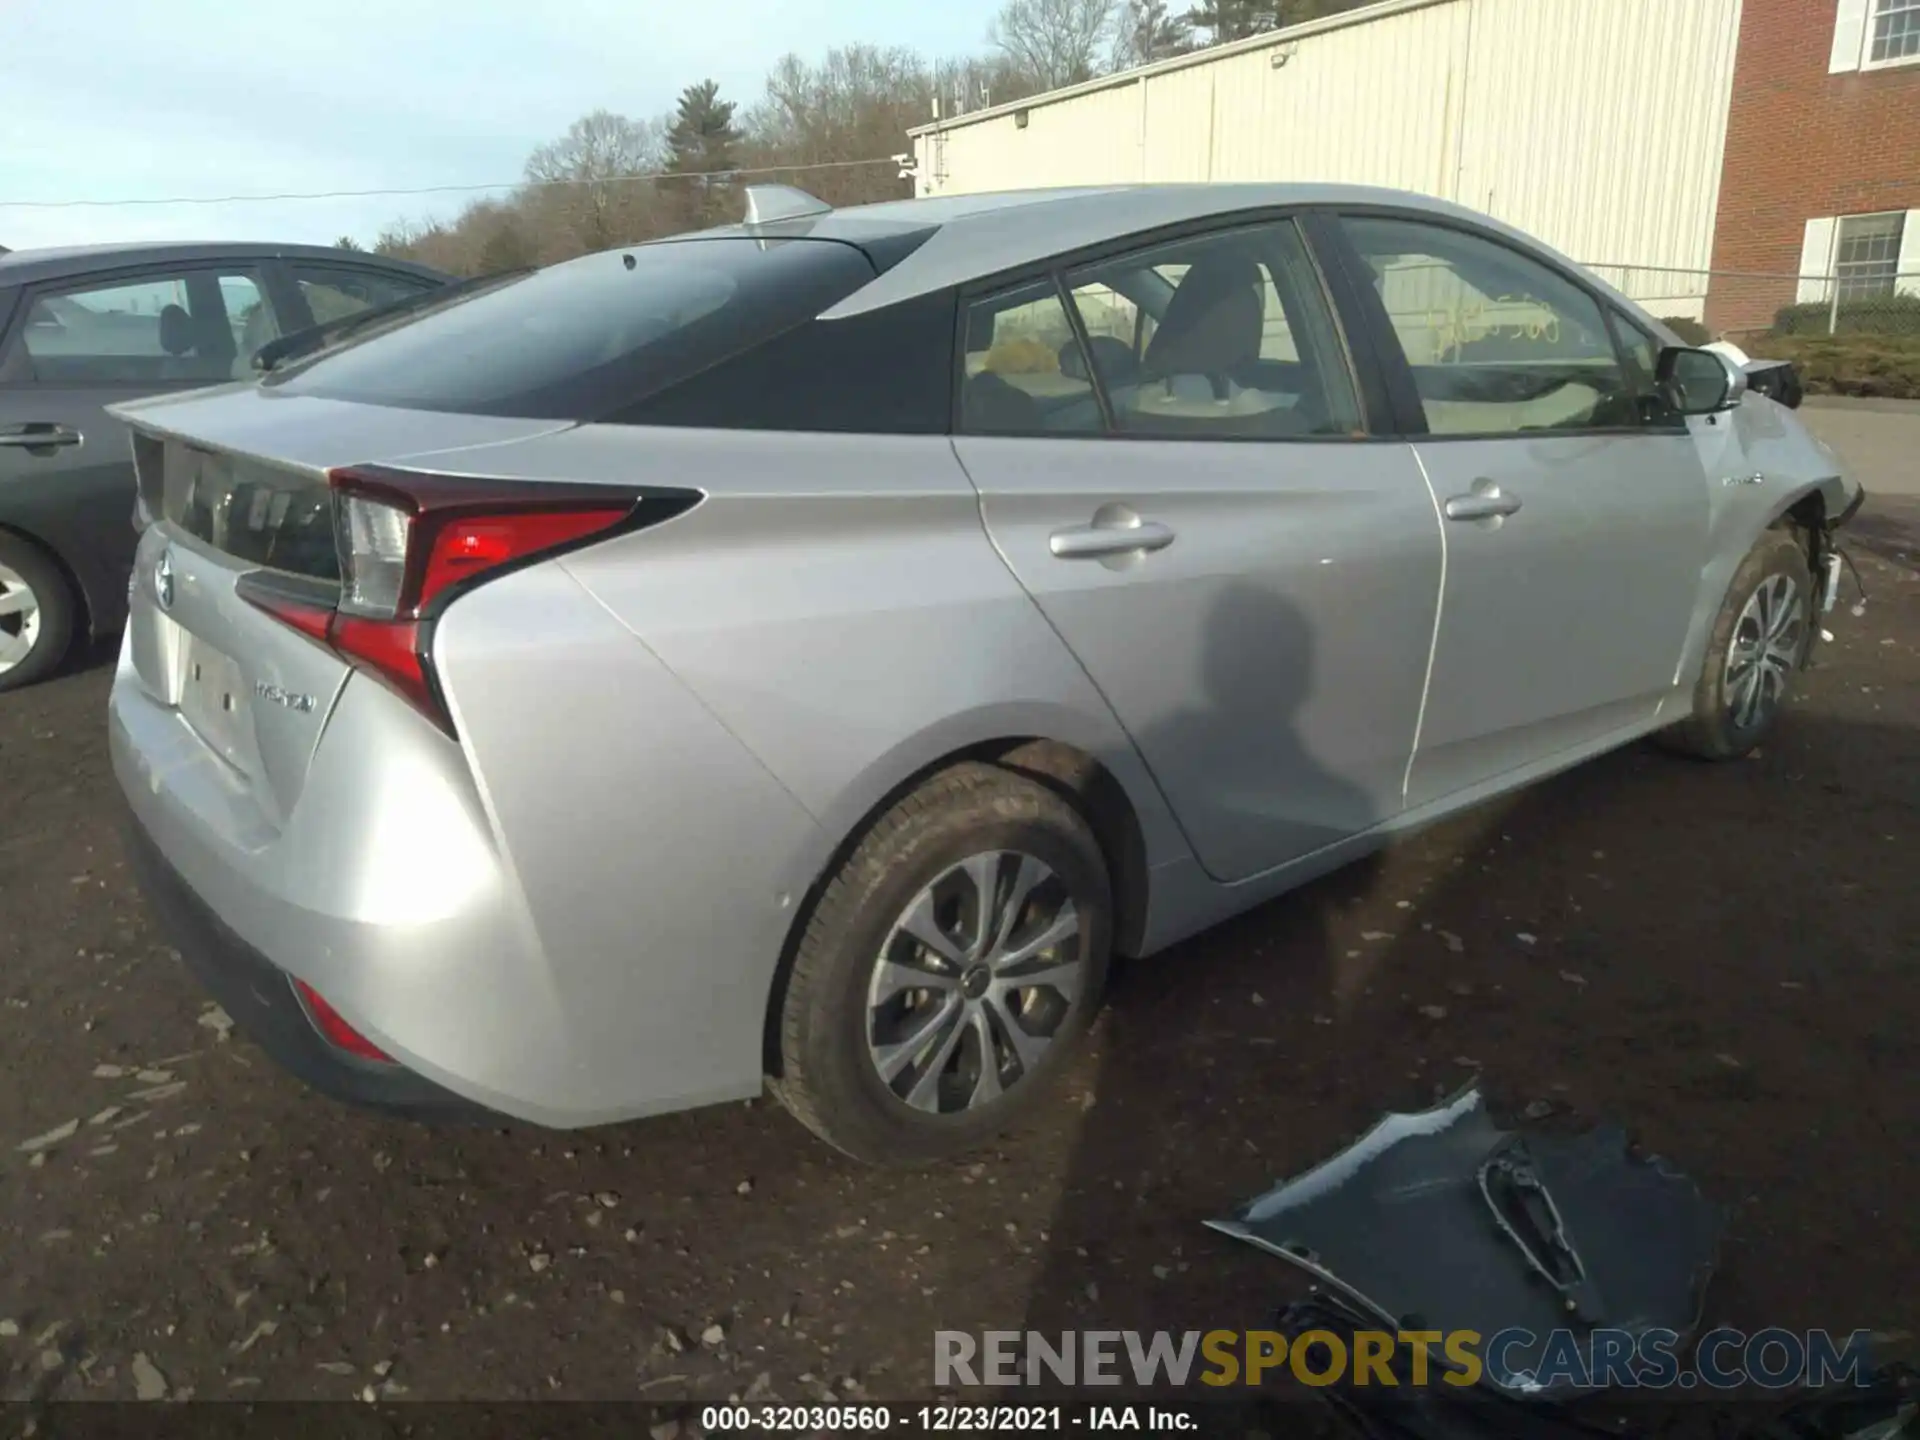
[908,0,1744,318]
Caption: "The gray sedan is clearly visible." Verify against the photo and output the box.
[105,184,1862,1164]
[0,241,450,689]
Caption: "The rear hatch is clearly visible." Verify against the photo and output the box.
[118,388,571,829]
[114,235,887,829]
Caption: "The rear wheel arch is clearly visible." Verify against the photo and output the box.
[759,734,1150,1080]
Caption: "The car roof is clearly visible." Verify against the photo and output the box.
[0,241,451,287]
[683,182,1605,321]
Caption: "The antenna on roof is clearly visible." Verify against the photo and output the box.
[742,185,832,226]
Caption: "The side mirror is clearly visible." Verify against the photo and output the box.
[1655,346,1746,416]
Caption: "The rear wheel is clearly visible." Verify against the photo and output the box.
[772,763,1112,1166]
[0,534,74,693]
[1663,529,1813,760]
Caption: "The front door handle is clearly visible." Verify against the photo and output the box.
[1049,515,1176,560]
[1443,487,1522,522]
[0,424,83,452]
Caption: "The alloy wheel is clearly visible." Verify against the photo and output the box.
[1724,573,1803,731]
[865,850,1086,1116]
[0,562,43,676]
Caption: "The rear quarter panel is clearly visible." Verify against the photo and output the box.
[430,560,833,1120]
[420,426,1195,1113]
[425,423,1193,926]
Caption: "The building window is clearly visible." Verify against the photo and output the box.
[1869,0,1920,63]
[1834,213,1906,300]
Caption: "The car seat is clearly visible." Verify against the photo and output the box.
[963,370,1044,433]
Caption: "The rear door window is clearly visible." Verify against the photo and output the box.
[1062,218,1364,439]
[959,281,1105,437]
[268,238,878,420]
[5,268,278,386]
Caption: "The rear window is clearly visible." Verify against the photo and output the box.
[266,238,877,420]
[611,289,957,434]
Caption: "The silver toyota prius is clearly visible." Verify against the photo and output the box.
[108,182,1863,1165]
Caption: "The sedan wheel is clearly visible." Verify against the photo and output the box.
[866,850,1087,1116]
[0,537,75,693]
[774,762,1112,1165]
[1663,529,1813,760]
[0,562,44,675]
[1723,572,1804,732]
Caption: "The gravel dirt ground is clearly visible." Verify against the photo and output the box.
[1,408,1915,1413]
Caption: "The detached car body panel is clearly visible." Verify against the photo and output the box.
[104,185,1861,1138]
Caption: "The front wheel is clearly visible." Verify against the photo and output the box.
[1663,529,1813,760]
[772,763,1112,1166]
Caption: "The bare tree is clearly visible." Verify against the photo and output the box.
[1180,0,1365,45]
[987,0,1118,91]
[524,108,670,252]
[744,46,937,206]
[1111,0,1194,68]
[934,52,1050,114]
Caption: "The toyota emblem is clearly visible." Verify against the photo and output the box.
[155,549,175,611]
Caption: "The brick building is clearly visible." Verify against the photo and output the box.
[1705,0,1920,334]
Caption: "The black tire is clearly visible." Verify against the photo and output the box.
[1662,528,1813,760]
[0,532,76,693]
[772,762,1112,1166]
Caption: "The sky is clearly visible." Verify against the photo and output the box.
[0,0,1000,252]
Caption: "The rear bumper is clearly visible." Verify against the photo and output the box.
[107,581,813,1129]
[121,806,488,1122]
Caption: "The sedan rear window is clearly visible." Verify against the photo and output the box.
[266,238,878,420]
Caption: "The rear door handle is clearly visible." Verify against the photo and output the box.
[1049,516,1176,560]
[1443,487,1522,522]
[0,424,83,451]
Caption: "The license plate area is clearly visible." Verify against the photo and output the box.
[178,635,256,775]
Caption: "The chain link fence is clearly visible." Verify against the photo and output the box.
[1577,264,1920,397]
[1580,263,1920,343]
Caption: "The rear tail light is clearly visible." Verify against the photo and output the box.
[293,979,396,1063]
[239,466,693,734]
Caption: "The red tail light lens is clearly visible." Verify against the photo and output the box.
[239,467,678,734]
[293,979,395,1063]
[417,509,631,612]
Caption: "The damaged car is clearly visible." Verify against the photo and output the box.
[107,182,1864,1162]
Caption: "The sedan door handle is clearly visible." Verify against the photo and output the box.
[1049,516,1176,560]
[0,424,83,451]
[1443,487,1523,522]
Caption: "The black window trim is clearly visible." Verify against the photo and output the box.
[950,205,1397,446]
[0,259,277,390]
[1313,204,1678,443]
[1602,305,1689,434]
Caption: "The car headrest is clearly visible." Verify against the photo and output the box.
[1143,253,1265,380]
[158,304,195,357]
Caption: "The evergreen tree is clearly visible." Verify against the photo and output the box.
[667,80,742,229]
